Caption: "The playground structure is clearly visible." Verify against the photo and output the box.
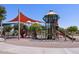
[41,10,76,41]
[0,10,76,41]
[43,10,59,40]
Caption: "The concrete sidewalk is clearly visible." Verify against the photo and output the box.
[0,42,79,54]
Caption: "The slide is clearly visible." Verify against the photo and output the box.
[57,30,76,41]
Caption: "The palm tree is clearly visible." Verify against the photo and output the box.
[0,6,6,36]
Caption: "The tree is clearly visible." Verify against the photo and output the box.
[3,25,12,32]
[14,23,27,30]
[29,23,42,39]
[58,27,65,32]
[30,23,42,32]
[67,26,78,33]
[76,30,79,35]
[67,26,78,38]
[41,25,46,30]
[0,6,6,35]
[3,25,12,38]
[14,23,28,38]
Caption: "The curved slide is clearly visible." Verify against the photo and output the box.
[58,30,76,41]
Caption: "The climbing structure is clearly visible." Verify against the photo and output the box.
[43,10,76,40]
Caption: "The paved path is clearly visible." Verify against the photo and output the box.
[0,42,79,54]
[5,39,79,48]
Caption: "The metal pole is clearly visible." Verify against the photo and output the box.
[1,21,2,36]
[64,29,67,41]
[45,23,47,39]
[0,20,3,37]
[18,8,20,40]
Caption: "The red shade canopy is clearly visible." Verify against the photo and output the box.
[10,12,41,23]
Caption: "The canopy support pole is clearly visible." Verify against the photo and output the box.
[18,8,20,40]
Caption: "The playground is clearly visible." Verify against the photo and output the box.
[1,4,79,54]
[0,10,77,41]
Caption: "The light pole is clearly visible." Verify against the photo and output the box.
[43,10,59,40]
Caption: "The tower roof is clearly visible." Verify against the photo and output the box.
[47,10,57,15]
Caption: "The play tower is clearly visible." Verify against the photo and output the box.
[43,10,75,40]
[43,10,59,40]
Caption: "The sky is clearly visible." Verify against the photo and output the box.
[1,4,79,28]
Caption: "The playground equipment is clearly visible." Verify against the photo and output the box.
[58,29,76,41]
[1,10,76,41]
[43,10,76,41]
[43,10,59,40]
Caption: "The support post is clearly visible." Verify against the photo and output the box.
[0,20,2,37]
[18,9,20,40]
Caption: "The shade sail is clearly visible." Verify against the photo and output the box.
[9,12,41,23]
